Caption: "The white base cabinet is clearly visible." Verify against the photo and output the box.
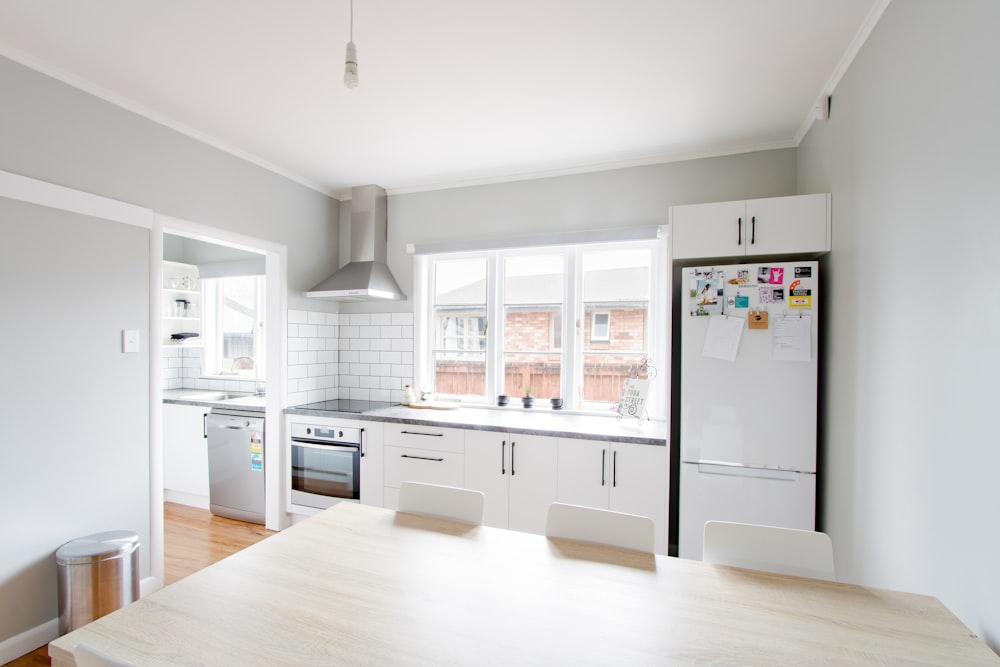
[383,423,465,510]
[359,420,384,507]
[671,193,830,260]
[557,439,668,554]
[163,403,210,507]
[465,431,558,534]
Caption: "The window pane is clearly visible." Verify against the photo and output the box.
[582,249,649,402]
[432,258,487,397]
[503,255,563,398]
[221,276,261,373]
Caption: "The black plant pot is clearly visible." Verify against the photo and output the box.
[497,395,509,406]
[521,396,534,408]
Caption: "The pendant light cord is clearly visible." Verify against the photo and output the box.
[350,0,354,42]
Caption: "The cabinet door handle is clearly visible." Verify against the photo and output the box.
[360,428,366,458]
[203,413,208,439]
[400,454,444,462]
[400,430,443,437]
[510,442,516,476]
[601,449,606,486]
[501,440,506,475]
[751,216,756,245]
[737,217,742,245]
[612,450,618,487]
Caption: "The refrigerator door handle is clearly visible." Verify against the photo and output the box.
[695,461,801,482]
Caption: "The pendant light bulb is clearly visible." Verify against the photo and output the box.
[343,0,358,90]
[344,41,359,89]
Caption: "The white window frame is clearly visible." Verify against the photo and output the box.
[414,237,666,415]
[590,311,611,342]
[201,275,267,379]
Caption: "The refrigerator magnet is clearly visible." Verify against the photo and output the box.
[734,294,749,309]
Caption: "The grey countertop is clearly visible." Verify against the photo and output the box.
[285,403,667,446]
[163,388,266,413]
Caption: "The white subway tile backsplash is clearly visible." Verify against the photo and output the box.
[165,308,412,405]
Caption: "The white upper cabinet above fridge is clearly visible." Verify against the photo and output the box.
[670,193,831,260]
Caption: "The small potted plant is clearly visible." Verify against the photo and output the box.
[521,387,534,408]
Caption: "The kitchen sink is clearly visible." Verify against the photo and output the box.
[187,391,254,401]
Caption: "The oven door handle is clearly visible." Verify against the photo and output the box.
[291,439,360,453]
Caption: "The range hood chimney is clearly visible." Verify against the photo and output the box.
[305,185,406,301]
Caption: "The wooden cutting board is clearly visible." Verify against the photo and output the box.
[406,401,461,410]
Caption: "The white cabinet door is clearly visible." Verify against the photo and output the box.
[359,421,383,507]
[670,200,747,260]
[556,439,611,509]
[557,438,668,554]
[163,403,210,505]
[506,434,558,534]
[745,193,830,256]
[607,443,667,554]
[465,431,557,534]
[465,431,511,529]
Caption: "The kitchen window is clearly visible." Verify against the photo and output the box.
[416,240,662,413]
[202,275,266,379]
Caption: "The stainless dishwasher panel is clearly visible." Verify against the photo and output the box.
[206,408,265,524]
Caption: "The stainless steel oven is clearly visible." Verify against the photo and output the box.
[289,423,362,510]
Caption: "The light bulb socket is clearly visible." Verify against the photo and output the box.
[344,41,359,89]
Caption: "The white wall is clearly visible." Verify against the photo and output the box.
[798,0,1000,652]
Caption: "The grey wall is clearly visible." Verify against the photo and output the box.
[0,199,150,641]
[0,55,339,649]
[798,0,1000,651]
[0,56,341,312]
[343,148,799,314]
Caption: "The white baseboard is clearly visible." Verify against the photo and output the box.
[0,618,57,664]
[164,488,210,509]
[0,576,160,663]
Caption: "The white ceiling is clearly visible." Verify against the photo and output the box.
[0,1,885,200]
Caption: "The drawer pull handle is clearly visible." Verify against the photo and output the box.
[400,430,444,437]
[400,454,445,462]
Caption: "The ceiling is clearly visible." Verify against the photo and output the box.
[0,1,885,200]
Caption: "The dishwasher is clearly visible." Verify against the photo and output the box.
[206,408,265,524]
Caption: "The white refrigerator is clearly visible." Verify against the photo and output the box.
[678,260,819,560]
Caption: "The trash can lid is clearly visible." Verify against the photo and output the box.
[56,530,139,565]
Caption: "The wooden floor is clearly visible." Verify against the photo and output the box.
[4,503,274,666]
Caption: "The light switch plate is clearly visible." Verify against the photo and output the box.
[122,329,140,353]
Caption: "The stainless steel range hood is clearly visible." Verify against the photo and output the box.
[305,185,406,301]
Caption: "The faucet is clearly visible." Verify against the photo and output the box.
[231,356,264,396]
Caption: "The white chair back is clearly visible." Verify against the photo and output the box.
[397,481,485,525]
[702,521,836,581]
[545,502,655,554]
[73,642,140,667]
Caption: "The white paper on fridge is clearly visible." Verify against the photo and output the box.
[702,315,744,362]
[772,314,811,361]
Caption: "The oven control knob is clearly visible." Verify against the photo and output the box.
[306,427,312,435]
[338,430,344,438]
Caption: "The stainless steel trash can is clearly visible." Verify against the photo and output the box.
[55,530,139,635]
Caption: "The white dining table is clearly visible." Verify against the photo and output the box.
[50,502,999,666]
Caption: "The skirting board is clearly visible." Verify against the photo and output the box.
[164,489,210,509]
[0,576,161,664]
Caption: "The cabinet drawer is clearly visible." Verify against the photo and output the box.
[384,445,465,489]
[382,423,464,453]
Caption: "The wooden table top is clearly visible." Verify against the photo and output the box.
[50,503,998,666]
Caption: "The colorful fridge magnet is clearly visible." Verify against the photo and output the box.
[734,294,749,309]
[727,269,750,285]
[794,266,813,278]
[748,309,769,330]
[757,266,770,283]
[790,289,812,308]
[769,267,784,284]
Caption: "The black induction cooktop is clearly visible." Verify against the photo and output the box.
[295,399,396,414]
